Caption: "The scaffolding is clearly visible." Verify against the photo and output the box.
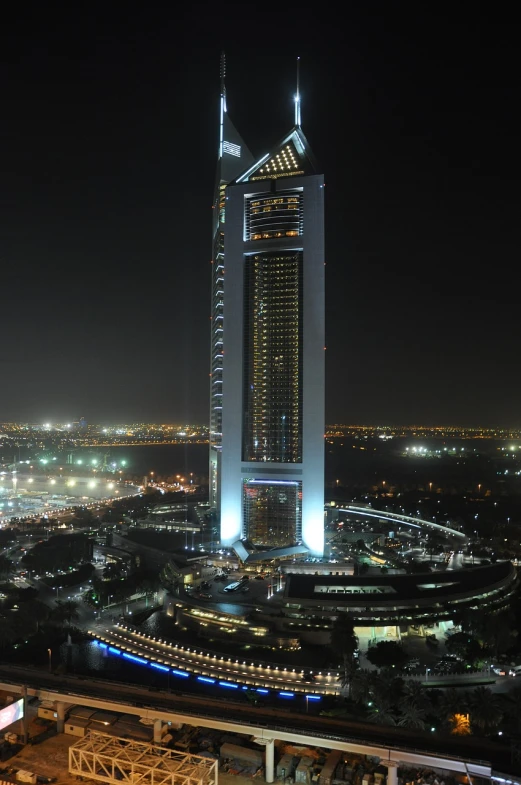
[69,730,218,785]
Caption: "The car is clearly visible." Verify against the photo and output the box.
[201,581,211,589]
[492,666,507,676]
[199,593,213,600]
[509,666,521,677]
[254,574,265,580]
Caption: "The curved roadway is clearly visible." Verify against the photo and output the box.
[91,623,338,694]
[338,506,467,540]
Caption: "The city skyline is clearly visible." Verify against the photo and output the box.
[1,6,518,426]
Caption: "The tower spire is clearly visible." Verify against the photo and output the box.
[219,52,226,158]
[294,56,301,126]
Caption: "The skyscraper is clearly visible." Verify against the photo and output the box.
[209,58,325,557]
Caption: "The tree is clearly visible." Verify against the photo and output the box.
[18,599,49,633]
[402,680,431,713]
[103,562,123,580]
[366,641,408,670]
[0,554,14,581]
[435,688,469,730]
[468,686,503,733]
[503,687,521,736]
[445,631,488,665]
[397,702,427,730]
[330,613,359,694]
[50,599,80,626]
[367,697,398,726]
[350,670,380,705]
[450,713,471,735]
[0,615,18,647]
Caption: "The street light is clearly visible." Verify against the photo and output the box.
[48,648,52,672]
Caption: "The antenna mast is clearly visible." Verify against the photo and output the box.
[294,56,301,126]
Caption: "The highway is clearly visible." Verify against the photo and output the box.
[0,662,510,779]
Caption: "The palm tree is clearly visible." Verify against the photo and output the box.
[398,703,427,730]
[50,599,80,626]
[19,599,49,633]
[350,670,379,705]
[0,555,14,581]
[330,612,359,695]
[367,697,398,726]
[435,688,469,730]
[402,680,431,713]
[0,615,18,647]
[503,687,521,736]
[469,686,503,733]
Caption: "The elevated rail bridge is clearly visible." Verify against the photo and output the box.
[0,663,516,784]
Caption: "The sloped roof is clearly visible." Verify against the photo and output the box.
[232,539,309,563]
[233,126,319,184]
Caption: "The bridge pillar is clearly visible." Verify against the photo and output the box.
[56,701,66,734]
[386,762,398,785]
[154,719,163,744]
[265,738,274,784]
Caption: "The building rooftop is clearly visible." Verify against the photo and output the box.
[284,561,515,602]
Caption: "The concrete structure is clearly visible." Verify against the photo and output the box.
[0,672,499,782]
[210,56,325,557]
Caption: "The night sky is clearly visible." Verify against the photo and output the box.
[1,5,518,426]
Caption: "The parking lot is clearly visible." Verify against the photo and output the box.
[185,571,278,607]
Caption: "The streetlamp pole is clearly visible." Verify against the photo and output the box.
[48,648,52,673]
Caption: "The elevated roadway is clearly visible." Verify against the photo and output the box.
[338,506,467,541]
[0,663,513,781]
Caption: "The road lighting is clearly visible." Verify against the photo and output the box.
[47,648,52,672]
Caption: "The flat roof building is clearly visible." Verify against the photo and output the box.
[282,561,517,642]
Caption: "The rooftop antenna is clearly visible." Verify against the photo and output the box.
[294,56,301,126]
[219,52,227,158]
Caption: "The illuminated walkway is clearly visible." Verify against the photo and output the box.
[90,623,338,695]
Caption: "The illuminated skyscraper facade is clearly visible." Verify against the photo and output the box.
[210,60,325,556]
